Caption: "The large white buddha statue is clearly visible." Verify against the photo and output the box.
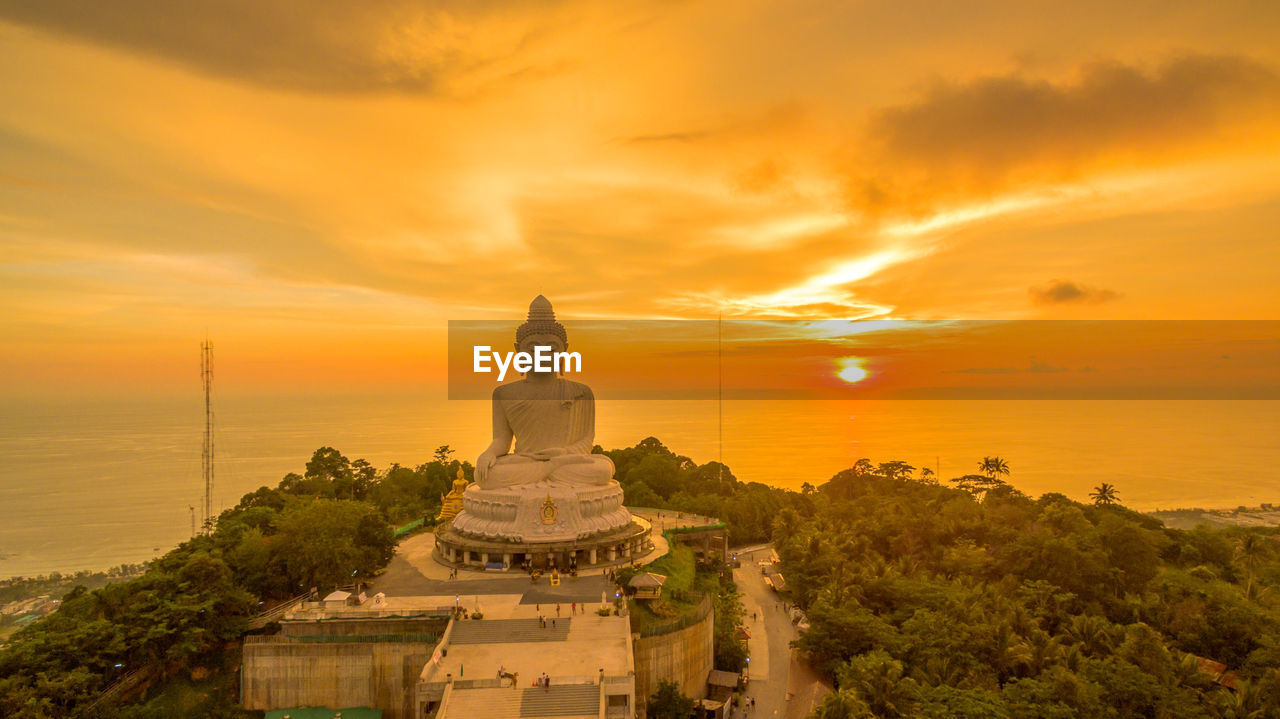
[450,296,631,543]
[475,295,616,489]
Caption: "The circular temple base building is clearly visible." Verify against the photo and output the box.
[434,479,651,570]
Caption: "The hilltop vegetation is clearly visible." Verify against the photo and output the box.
[0,446,450,718]
[605,436,810,544]
[775,462,1280,718]
[4,438,1277,718]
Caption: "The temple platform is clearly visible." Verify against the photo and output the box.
[433,514,653,572]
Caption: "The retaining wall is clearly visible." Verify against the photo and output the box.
[241,637,431,719]
[631,598,714,717]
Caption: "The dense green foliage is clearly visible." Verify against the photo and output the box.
[7,437,1278,719]
[712,570,748,673]
[778,461,1280,718]
[648,679,696,719]
[0,446,444,718]
[113,647,256,719]
[605,437,811,544]
[263,444,472,525]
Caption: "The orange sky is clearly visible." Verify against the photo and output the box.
[2,1,1279,395]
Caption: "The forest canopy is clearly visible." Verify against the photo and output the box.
[779,462,1280,719]
[2,439,1277,718]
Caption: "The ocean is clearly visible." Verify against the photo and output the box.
[1,393,1277,578]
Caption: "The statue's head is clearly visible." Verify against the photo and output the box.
[515,295,568,355]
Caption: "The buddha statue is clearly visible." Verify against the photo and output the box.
[435,467,470,523]
[449,296,632,544]
[475,295,616,489]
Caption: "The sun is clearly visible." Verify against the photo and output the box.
[836,356,869,384]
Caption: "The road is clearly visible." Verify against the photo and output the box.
[731,546,799,719]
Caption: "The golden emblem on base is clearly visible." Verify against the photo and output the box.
[540,493,558,525]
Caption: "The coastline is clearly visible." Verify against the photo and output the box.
[1147,504,1280,530]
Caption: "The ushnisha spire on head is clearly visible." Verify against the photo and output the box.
[516,295,568,345]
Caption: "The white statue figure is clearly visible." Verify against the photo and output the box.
[449,296,632,544]
[475,295,615,489]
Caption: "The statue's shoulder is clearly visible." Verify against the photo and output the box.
[492,382,518,400]
[561,379,594,399]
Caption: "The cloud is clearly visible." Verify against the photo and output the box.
[1029,280,1119,305]
[0,0,596,93]
[623,130,719,145]
[849,54,1280,214]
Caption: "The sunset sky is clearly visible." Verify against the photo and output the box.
[2,1,1279,396]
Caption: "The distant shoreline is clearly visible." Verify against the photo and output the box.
[1147,504,1280,530]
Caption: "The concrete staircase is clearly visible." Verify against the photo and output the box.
[450,617,571,644]
[439,684,599,719]
[520,684,600,717]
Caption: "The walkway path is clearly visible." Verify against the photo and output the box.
[731,545,829,719]
[732,546,798,718]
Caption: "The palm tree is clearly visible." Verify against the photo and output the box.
[1211,678,1266,719]
[1089,483,1120,506]
[842,652,918,718]
[978,456,1010,478]
[1066,614,1116,657]
[1235,534,1269,600]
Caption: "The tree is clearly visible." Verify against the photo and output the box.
[647,680,695,719]
[349,458,377,501]
[434,445,455,464]
[1089,483,1119,506]
[837,650,920,718]
[796,601,901,678]
[271,500,392,592]
[624,454,683,499]
[951,474,1009,497]
[813,689,875,719]
[1234,533,1268,600]
[877,461,916,481]
[305,447,352,484]
[979,456,1011,478]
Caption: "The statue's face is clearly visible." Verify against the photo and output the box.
[516,333,566,355]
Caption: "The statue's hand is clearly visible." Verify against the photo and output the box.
[476,450,498,483]
[529,447,567,461]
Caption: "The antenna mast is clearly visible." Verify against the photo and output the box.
[201,340,214,532]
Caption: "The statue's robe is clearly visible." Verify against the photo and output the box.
[481,379,615,489]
